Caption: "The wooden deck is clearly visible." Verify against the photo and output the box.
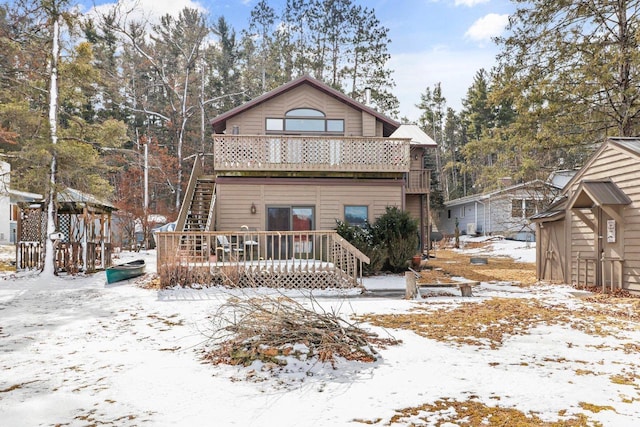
[155,230,370,289]
[212,135,410,173]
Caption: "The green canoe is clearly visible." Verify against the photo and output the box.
[106,259,146,284]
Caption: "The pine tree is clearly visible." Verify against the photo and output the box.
[492,0,640,178]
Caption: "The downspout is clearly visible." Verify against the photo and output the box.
[476,199,486,236]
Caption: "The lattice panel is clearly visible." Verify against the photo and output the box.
[20,209,43,242]
[209,270,354,289]
[213,135,409,172]
[58,214,71,242]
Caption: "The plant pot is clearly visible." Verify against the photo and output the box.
[412,255,422,268]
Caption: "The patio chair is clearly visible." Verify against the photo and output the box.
[216,235,243,261]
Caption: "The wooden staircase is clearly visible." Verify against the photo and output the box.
[174,156,217,257]
[183,178,216,231]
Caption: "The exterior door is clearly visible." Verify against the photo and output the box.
[267,207,290,259]
[539,222,565,282]
[292,207,314,257]
[266,206,315,259]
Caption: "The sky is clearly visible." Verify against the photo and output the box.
[82,0,515,122]
[2,237,640,426]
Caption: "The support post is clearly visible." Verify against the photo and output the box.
[405,271,417,299]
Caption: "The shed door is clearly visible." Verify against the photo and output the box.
[540,222,565,282]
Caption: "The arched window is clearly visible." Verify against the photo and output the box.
[266,108,344,134]
[286,108,325,117]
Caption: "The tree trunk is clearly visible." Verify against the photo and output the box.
[43,17,60,277]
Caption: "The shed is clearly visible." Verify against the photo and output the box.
[531,137,640,293]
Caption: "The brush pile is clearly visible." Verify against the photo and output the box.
[202,295,398,368]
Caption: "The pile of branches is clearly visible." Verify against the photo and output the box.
[202,295,399,368]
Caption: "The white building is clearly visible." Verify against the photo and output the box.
[0,160,41,244]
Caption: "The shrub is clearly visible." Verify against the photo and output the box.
[335,219,385,274]
[336,206,418,274]
[374,207,418,272]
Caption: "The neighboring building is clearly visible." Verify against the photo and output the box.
[156,75,433,288]
[0,160,41,245]
[437,179,561,241]
[531,137,640,294]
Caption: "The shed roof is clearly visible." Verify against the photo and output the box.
[608,137,640,156]
[210,75,400,136]
[530,196,567,222]
[390,124,437,146]
[52,188,117,213]
[8,188,42,203]
[569,180,631,209]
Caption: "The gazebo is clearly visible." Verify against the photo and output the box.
[16,188,117,273]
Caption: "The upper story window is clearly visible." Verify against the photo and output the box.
[266,108,344,134]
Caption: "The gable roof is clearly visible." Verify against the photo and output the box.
[568,180,631,209]
[210,75,400,136]
[444,179,556,207]
[390,124,437,146]
[561,137,640,195]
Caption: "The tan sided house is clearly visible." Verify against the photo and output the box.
[531,137,640,294]
[155,75,433,288]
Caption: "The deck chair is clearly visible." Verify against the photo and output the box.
[216,235,243,261]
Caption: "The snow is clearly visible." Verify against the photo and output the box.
[1,240,639,426]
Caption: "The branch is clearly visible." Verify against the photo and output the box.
[120,104,171,122]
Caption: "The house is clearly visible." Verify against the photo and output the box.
[155,75,432,288]
[531,137,640,294]
[437,179,561,241]
[0,160,41,245]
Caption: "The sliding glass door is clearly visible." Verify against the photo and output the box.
[267,206,314,259]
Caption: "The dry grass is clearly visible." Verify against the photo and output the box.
[420,247,537,286]
[359,297,640,350]
[374,398,602,426]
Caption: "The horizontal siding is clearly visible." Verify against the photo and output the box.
[405,196,421,220]
[224,85,365,135]
[215,180,401,231]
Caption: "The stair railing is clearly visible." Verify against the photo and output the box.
[176,154,203,231]
[204,184,216,231]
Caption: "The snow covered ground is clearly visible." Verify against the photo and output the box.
[1,238,639,426]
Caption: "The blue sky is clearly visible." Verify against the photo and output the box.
[84,0,515,121]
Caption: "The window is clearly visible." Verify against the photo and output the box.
[459,206,465,218]
[344,205,368,227]
[266,118,284,131]
[266,108,344,134]
[326,119,344,132]
[512,199,537,218]
[525,200,537,217]
[512,199,523,217]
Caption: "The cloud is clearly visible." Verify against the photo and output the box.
[464,13,509,42]
[389,47,499,121]
[454,0,490,6]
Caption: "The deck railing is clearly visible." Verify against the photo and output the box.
[155,230,370,289]
[406,169,431,194]
[212,135,410,173]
